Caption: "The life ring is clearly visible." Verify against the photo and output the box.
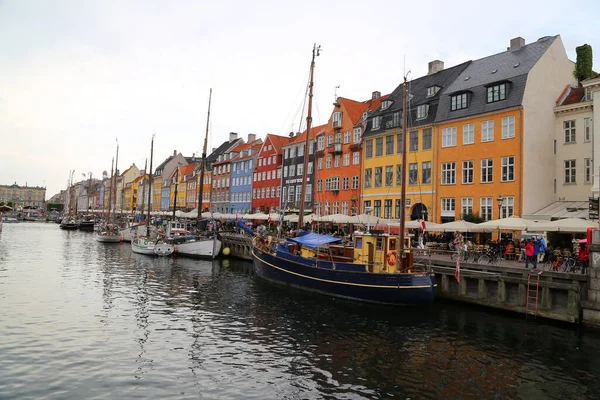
[387,250,398,266]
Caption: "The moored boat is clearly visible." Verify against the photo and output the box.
[60,217,79,230]
[131,236,174,256]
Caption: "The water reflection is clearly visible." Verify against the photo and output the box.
[0,223,599,399]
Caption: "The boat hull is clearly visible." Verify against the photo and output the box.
[96,234,121,243]
[132,238,174,256]
[174,237,221,259]
[60,223,79,230]
[79,221,95,231]
[252,245,436,305]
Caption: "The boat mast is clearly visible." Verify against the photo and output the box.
[172,167,179,220]
[112,141,119,224]
[298,44,320,228]
[86,173,92,213]
[107,158,114,224]
[398,77,409,254]
[196,88,212,229]
[140,158,147,215]
[146,135,154,237]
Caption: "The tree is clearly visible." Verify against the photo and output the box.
[461,212,485,224]
[574,44,597,84]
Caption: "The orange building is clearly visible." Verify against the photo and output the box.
[314,94,384,216]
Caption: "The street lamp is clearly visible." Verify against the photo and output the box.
[496,195,504,219]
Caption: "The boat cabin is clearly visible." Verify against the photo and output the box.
[353,231,411,273]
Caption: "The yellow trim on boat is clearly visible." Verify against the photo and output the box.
[252,250,437,289]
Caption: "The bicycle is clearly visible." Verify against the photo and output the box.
[543,255,565,272]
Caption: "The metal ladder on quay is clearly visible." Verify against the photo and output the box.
[526,272,541,318]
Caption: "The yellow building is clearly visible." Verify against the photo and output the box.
[123,182,133,211]
[152,176,162,212]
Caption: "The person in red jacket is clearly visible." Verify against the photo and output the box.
[525,239,535,269]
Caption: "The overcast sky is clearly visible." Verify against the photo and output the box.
[1,0,599,199]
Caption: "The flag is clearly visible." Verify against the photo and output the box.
[267,214,272,224]
[420,219,426,231]
[455,255,461,283]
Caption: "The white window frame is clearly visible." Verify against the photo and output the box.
[584,118,592,142]
[333,112,342,128]
[343,131,350,144]
[441,162,456,185]
[481,158,493,183]
[501,156,515,182]
[372,116,382,131]
[501,196,514,219]
[463,123,474,145]
[353,127,361,143]
[343,153,350,166]
[416,104,428,119]
[482,120,494,142]
[462,160,474,184]
[481,197,493,221]
[461,197,473,217]
[442,127,457,147]
[352,152,359,165]
[502,116,515,139]
[585,158,592,184]
[441,198,455,217]
[564,120,576,143]
[564,159,576,184]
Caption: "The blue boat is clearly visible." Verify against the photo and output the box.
[252,232,436,305]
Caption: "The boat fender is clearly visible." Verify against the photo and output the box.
[387,250,398,266]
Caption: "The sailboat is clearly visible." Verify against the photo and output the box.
[167,89,221,259]
[79,173,95,231]
[131,135,174,256]
[60,170,79,230]
[96,144,122,243]
[251,45,436,305]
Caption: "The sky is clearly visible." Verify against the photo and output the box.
[1,0,599,199]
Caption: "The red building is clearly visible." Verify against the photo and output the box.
[314,93,386,216]
[251,134,290,213]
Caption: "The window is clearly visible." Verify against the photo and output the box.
[481,158,493,183]
[463,123,474,144]
[364,168,372,188]
[409,163,418,185]
[385,166,393,186]
[334,155,340,168]
[342,201,349,215]
[352,176,359,189]
[305,184,312,202]
[396,133,404,153]
[422,128,432,150]
[480,197,492,221]
[391,111,401,127]
[317,136,324,150]
[585,118,592,142]
[324,201,330,215]
[442,162,456,185]
[381,100,390,110]
[374,200,381,217]
[502,116,515,139]
[372,116,382,130]
[417,104,428,119]
[343,153,350,166]
[441,198,455,216]
[375,137,383,156]
[353,127,361,143]
[327,135,333,147]
[363,200,371,213]
[442,127,457,147]
[277,169,281,178]
[501,156,515,182]
[297,163,303,177]
[283,166,288,177]
[487,83,506,103]
[426,86,439,97]
[395,200,402,219]
[335,133,341,144]
[288,186,295,202]
[333,111,342,128]
[344,131,350,144]
[482,120,494,142]
[298,144,304,157]
[307,162,313,174]
[326,156,332,169]
[501,196,514,218]
[343,176,349,190]
[408,131,419,152]
[317,179,323,192]
[309,141,314,154]
[396,165,403,186]
[352,152,359,165]
[386,135,394,155]
[585,158,592,184]
[422,161,431,184]
[451,93,468,110]
[295,185,301,202]
[289,164,296,176]
[317,158,323,170]
[384,200,392,219]
[461,197,473,217]
[564,159,576,184]
[564,120,576,143]
[290,146,296,158]
[374,167,382,187]
[365,140,373,158]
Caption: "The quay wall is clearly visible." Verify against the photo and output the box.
[582,230,600,328]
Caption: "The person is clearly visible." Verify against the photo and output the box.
[525,239,535,269]
[418,234,425,249]
[504,242,514,259]
[536,236,547,263]
[578,244,590,271]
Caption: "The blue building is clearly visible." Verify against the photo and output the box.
[230,138,262,215]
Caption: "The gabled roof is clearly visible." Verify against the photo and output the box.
[264,133,291,153]
[284,123,327,146]
[436,35,558,122]
[231,139,263,162]
[120,165,136,177]
[364,60,471,137]
[558,86,585,106]
[179,164,196,177]
[206,138,243,165]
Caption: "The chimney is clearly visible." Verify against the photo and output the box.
[173,150,177,156]
[372,91,381,100]
[212,147,216,152]
[289,131,294,138]
[428,60,444,75]
[229,132,238,142]
[509,37,525,51]
[248,133,256,142]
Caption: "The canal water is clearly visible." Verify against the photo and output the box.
[1,223,599,399]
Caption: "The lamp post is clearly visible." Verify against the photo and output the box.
[496,195,504,244]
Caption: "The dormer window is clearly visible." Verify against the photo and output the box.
[416,105,429,119]
[585,88,594,101]
[451,93,468,111]
[333,112,342,128]
[361,112,368,121]
[487,83,507,103]
[381,100,390,110]
[426,86,439,97]
[372,116,382,131]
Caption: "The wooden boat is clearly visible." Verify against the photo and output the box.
[251,45,435,305]
[96,144,121,243]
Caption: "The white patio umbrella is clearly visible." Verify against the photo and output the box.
[429,220,483,232]
[476,216,536,232]
[283,213,298,222]
[251,212,269,220]
[404,220,441,231]
[532,218,597,232]
[322,213,354,224]
[348,214,393,225]
[268,213,282,222]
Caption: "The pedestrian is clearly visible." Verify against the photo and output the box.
[536,236,547,263]
[532,238,541,269]
[525,239,535,269]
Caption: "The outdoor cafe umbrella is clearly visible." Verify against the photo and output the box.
[476,216,537,232]
[532,218,597,233]
[429,220,483,232]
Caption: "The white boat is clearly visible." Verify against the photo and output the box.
[166,220,221,259]
[120,224,157,242]
[131,237,174,256]
[96,225,122,243]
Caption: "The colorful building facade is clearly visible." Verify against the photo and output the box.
[251,134,289,213]
[230,138,262,214]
